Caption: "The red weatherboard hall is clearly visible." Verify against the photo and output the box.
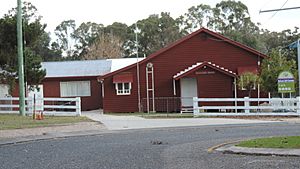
[6,28,266,113]
[99,28,266,113]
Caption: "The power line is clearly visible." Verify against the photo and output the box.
[261,0,289,24]
[260,6,300,13]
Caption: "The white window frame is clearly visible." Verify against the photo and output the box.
[115,82,131,95]
[60,81,91,97]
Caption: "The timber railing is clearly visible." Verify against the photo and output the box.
[193,97,300,116]
[0,97,81,116]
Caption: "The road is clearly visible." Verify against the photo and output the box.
[1,122,300,169]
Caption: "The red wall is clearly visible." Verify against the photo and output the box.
[103,32,261,113]
[42,77,102,111]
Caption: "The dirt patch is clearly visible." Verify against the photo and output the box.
[0,122,106,139]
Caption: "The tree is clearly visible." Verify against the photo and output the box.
[54,20,77,57]
[177,4,213,33]
[83,33,124,59]
[238,72,259,97]
[125,12,183,57]
[0,2,46,94]
[24,48,46,91]
[178,1,260,50]
[258,27,300,55]
[105,22,129,41]
[260,49,297,96]
[73,22,104,57]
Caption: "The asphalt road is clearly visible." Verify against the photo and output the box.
[1,122,300,169]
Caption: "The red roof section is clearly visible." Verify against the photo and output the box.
[99,28,267,80]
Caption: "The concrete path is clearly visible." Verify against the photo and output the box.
[83,110,280,130]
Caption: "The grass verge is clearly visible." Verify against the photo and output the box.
[237,136,300,149]
[0,114,92,130]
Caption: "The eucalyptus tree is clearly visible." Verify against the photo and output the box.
[54,19,77,57]
[125,12,183,57]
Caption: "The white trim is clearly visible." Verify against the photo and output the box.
[173,61,236,79]
[115,82,131,95]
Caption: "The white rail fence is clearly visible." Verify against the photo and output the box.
[193,97,300,116]
[0,97,81,116]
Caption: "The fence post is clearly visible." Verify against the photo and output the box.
[193,97,198,115]
[244,97,250,113]
[76,97,81,116]
[297,97,300,113]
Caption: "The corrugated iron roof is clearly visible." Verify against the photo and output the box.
[42,58,145,78]
[42,60,112,78]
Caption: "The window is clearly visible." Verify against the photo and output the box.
[115,82,131,95]
[60,81,91,97]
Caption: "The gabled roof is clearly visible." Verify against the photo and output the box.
[173,61,237,80]
[100,28,266,80]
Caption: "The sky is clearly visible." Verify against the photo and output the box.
[0,0,299,36]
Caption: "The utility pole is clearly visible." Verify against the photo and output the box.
[135,23,141,112]
[17,0,26,116]
[297,39,300,96]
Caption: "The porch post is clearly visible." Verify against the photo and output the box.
[173,79,176,95]
[101,80,105,98]
[234,78,237,113]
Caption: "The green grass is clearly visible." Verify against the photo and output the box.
[237,136,300,149]
[0,114,92,130]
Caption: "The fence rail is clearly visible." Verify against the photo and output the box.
[193,97,300,116]
[0,97,81,116]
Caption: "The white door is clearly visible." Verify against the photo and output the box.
[180,78,197,107]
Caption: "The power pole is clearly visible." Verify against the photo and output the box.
[298,40,300,96]
[17,0,26,116]
[135,23,141,112]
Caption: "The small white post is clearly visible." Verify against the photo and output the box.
[193,97,198,115]
[76,97,81,116]
[244,97,250,113]
[297,97,300,113]
[27,96,33,115]
[234,78,237,113]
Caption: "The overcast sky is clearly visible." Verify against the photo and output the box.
[0,0,299,36]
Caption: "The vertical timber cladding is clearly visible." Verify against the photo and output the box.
[196,67,234,106]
